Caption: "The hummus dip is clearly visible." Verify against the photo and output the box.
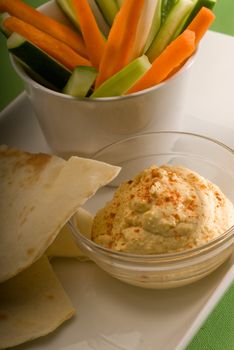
[91,165,234,254]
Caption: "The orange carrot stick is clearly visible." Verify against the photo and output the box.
[95,0,145,88]
[71,0,105,70]
[0,0,87,58]
[127,29,195,94]
[4,16,91,71]
[165,8,215,80]
[187,6,215,45]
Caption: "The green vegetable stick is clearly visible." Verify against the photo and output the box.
[144,0,162,52]
[146,0,196,62]
[181,0,216,31]
[63,66,97,97]
[90,55,151,98]
[94,0,119,26]
[7,32,71,90]
[56,0,81,30]
[161,0,177,25]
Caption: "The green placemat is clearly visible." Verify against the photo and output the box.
[187,282,234,349]
[0,0,46,112]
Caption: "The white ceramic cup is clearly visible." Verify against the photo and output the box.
[11,0,196,159]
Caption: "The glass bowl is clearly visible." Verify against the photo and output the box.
[70,132,234,289]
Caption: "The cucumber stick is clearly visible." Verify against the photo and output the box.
[56,0,80,30]
[7,33,71,90]
[146,0,196,62]
[161,0,177,24]
[90,55,151,98]
[181,0,216,31]
[94,0,119,26]
[63,66,97,97]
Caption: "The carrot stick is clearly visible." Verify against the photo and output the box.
[0,0,87,58]
[127,29,195,94]
[165,8,215,80]
[4,16,91,71]
[187,6,215,45]
[166,6,215,78]
[71,0,105,70]
[95,0,145,89]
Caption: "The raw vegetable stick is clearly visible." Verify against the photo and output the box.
[72,0,105,70]
[0,0,87,58]
[4,16,92,71]
[167,7,215,79]
[95,0,145,89]
[187,6,215,45]
[127,29,195,94]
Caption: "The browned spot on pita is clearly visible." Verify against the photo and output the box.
[0,146,52,179]
[27,153,51,170]
[0,145,22,158]
[27,248,35,256]
[46,294,55,300]
[19,206,27,219]
[20,217,27,226]
[19,206,35,224]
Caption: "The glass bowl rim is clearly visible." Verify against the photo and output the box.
[93,131,234,158]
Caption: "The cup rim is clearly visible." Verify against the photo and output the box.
[11,51,196,102]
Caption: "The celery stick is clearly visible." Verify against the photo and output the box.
[132,0,162,58]
[144,0,162,52]
[146,0,195,62]
[56,0,80,30]
[63,66,97,97]
[94,0,119,26]
[90,55,151,98]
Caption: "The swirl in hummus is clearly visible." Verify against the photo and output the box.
[91,165,234,254]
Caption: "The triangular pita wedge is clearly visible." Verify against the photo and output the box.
[0,145,120,282]
[0,255,74,349]
[46,208,93,260]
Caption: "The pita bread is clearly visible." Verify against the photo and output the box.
[0,145,120,282]
[46,208,93,259]
[0,255,74,349]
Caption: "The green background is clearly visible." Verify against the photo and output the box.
[0,0,234,111]
[1,1,234,349]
